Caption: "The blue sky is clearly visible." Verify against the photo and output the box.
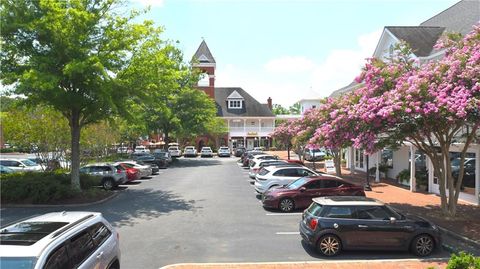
[130,0,459,107]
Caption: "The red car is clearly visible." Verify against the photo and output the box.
[118,163,141,182]
[262,176,365,212]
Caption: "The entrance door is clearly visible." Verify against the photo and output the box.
[247,139,254,150]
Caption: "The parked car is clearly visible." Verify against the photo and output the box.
[153,151,172,165]
[241,151,266,167]
[134,145,150,153]
[200,147,214,158]
[249,159,288,179]
[249,154,278,166]
[0,211,121,269]
[217,147,231,157]
[299,196,441,257]
[79,163,127,190]
[114,161,152,178]
[134,154,163,171]
[262,176,365,212]
[286,159,305,166]
[0,159,42,172]
[168,146,182,158]
[304,148,327,162]
[0,165,15,174]
[254,166,319,194]
[117,163,141,182]
[253,146,265,151]
[117,146,132,154]
[183,146,197,157]
[234,147,246,157]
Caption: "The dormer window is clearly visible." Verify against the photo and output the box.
[228,100,243,109]
[227,90,244,109]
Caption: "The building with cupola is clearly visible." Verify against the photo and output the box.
[192,40,276,150]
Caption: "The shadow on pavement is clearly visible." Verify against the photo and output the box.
[104,188,200,228]
[0,188,200,229]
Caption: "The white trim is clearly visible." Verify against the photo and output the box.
[228,99,243,109]
[192,62,216,68]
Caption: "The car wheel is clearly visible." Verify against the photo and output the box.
[317,234,342,256]
[411,234,434,256]
[102,178,115,190]
[279,198,295,212]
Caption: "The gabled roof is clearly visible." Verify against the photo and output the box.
[420,0,480,36]
[329,81,361,97]
[193,40,216,64]
[227,90,244,99]
[214,88,275,117]
[385,26,445,57]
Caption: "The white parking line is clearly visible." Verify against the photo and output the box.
[266,213,303,216]
[275,232,300,235]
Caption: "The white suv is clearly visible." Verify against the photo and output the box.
[0,211,120,269]
[0,159,42,172]
[254,166,319,194]
[168,146,182,157]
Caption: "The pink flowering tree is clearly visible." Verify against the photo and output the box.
[351,26,480,216]
[271,120,299,159]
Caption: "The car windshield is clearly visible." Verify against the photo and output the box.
[285,177,309,189]
[21,159,37,166]
[0,257,36,269]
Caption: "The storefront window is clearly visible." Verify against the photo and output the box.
[450,152,476,196]
[381,149,393,168]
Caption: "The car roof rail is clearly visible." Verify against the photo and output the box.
[51,214,95,238]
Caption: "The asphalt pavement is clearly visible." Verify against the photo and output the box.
[0,157,450,269]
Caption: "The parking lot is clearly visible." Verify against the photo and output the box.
[0,156,449,269]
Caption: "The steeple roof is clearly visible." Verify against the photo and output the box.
[193,40,216,64]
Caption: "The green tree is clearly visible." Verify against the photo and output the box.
[121,39,218,144]
[1,104,70,169]
[288,102,301,114]
[1,0,155,190]
[272,104,289,115]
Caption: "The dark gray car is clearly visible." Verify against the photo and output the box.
[299,196,441,257]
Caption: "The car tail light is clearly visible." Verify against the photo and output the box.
[253,168,259,173]
[117,169,123,174]
[309,218,318,230]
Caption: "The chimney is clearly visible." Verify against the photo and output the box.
[267,97,272,110]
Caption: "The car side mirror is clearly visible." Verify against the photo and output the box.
[19,164,26,168]
[390,217,396,224]
[299,187,306,192]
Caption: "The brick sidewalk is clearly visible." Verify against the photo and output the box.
[161,259,448,269]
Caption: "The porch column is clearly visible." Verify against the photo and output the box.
[349,148,355,172]
[258,119,261,132]
[410,144,416,192]
[227,119,230,130]
[375,151,380,183]
[243,119,246,133]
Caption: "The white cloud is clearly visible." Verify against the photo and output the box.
[264,56,315,73]
[214,29,382,107]
[131,0,164,7]
[310,29,382,97]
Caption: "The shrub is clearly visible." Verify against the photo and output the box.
[0,148,16,153]
[1,172,100,204]
[396,169,410,183]
[447,252,480,269]
[269,147,277,151]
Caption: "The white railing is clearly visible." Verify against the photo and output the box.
[228,126,275,134]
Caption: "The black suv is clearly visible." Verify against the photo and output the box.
[299,196,441,257]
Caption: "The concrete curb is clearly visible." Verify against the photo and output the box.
[159,258,450,269]
[1,191,119,208]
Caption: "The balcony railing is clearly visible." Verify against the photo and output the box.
[228,126,275,134]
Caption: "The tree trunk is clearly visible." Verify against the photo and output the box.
[69,110,82,191]
[333,149,342,176]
